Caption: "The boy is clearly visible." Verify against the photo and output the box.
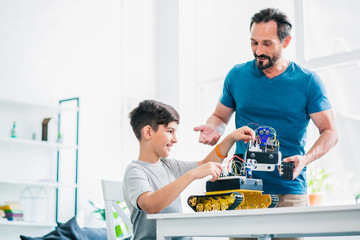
[123,100,254,240]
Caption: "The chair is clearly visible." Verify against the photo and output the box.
[101,179,133,240]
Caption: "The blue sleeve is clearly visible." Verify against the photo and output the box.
[307,72,332,114]
[220,69,236,109]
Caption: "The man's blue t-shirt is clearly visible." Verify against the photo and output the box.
[220,60,331,194]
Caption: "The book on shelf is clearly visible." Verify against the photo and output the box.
[0,202,22,211]
[0,202,24,221]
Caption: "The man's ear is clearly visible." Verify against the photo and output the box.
[283,35,291,49]
[141,125,152,141]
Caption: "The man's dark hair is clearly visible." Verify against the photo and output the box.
[129,100,180,140]
[250,8,292,42]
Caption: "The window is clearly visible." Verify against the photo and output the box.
[304,0,360,60]
[301,0,360,204]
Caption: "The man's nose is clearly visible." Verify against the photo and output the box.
[255,45,265,56]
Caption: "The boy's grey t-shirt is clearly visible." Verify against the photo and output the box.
[123,157,198,240]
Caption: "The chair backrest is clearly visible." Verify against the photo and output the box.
[101,179,133,240]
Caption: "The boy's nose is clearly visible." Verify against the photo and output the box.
[172,135,178,143]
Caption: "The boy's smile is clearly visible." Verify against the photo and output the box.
[152,121,178,158]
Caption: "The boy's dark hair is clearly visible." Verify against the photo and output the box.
[250,8,292,42]
[129,100,180,140]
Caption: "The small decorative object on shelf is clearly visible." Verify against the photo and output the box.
[41,118,51,141]
[10,121,17,138]
[20,187,49,222]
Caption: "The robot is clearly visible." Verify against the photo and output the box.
[187,125,294,212]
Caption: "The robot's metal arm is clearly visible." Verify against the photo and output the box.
[226,126,294,180]
[245,126,281,172]
[245,141,281,172]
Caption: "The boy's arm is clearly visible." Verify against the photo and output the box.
[137,161,222,214]
[137,126,254,214]
[198,126,255,166]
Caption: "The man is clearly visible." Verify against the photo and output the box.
[194,8,338,240]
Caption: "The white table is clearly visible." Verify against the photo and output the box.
[148,204,360,240]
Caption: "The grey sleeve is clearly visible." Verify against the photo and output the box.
[124,165,152,210]
[166,158,198,178]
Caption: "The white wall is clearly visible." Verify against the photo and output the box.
[0,0,156,228]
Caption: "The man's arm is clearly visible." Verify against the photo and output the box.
[284,109,338,179]
[305,109,338,163]
[194,101,235,145]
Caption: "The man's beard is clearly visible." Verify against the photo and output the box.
[254,53,280,70]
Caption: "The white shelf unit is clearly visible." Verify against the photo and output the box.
[0,219,56,240]
[0,136,78,149]
[0,97,79,232]
[0,98,79,113]
[0,179,60,188]
[0,218,56,228]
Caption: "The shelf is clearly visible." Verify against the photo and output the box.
[0,98,78,113]
[0,137,77,150]
[0,219,56,228]
[0,179,59,187]
[0,97,79,226]
[0,179,78,188]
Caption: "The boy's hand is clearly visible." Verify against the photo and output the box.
[193,162,223,182]
[231,126,255,143]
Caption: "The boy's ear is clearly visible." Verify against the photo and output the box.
[141,125,152,140]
